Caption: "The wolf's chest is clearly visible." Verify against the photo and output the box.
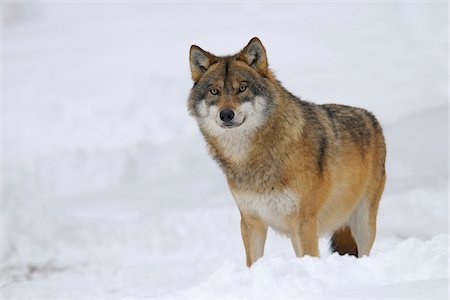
[233,190,298,233]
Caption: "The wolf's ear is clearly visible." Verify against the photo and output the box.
[239,37,268,76]
[190,45,216,82]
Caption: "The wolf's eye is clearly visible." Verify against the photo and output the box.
[239,85,247,92]
[210,88,218,95]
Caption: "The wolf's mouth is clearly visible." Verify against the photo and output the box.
[218,116,246,129]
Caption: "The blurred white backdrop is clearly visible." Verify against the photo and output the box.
[1,2,448,299]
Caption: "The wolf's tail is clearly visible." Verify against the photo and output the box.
[330,226,358,256]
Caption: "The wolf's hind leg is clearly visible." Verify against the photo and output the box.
[349,171,386,257]
[347,197,375,257]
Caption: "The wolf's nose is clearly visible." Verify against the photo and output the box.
[219,109,235,122]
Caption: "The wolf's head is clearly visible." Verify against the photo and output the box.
[188,38,276,138]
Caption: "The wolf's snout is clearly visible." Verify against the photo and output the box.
[219,109,235,123]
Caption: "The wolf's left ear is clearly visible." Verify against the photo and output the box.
[239,37,268,76]
[190,45,216,82]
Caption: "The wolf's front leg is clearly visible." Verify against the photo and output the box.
[290,216,319,257]
[240,214,268,267]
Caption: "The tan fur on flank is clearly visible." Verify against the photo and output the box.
[188,37,386,267]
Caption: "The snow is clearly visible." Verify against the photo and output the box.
[1,2,448,299]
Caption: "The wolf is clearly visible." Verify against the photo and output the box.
[187,37,386,267]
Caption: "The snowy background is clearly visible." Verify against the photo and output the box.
[1,2,448,299]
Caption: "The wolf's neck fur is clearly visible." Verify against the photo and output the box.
[215,129,253,162]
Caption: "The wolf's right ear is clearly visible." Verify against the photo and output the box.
[190,45,216,82]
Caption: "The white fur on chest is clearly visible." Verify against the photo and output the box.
[233,190,298,233]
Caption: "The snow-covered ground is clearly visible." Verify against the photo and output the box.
[1,2,448,299]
